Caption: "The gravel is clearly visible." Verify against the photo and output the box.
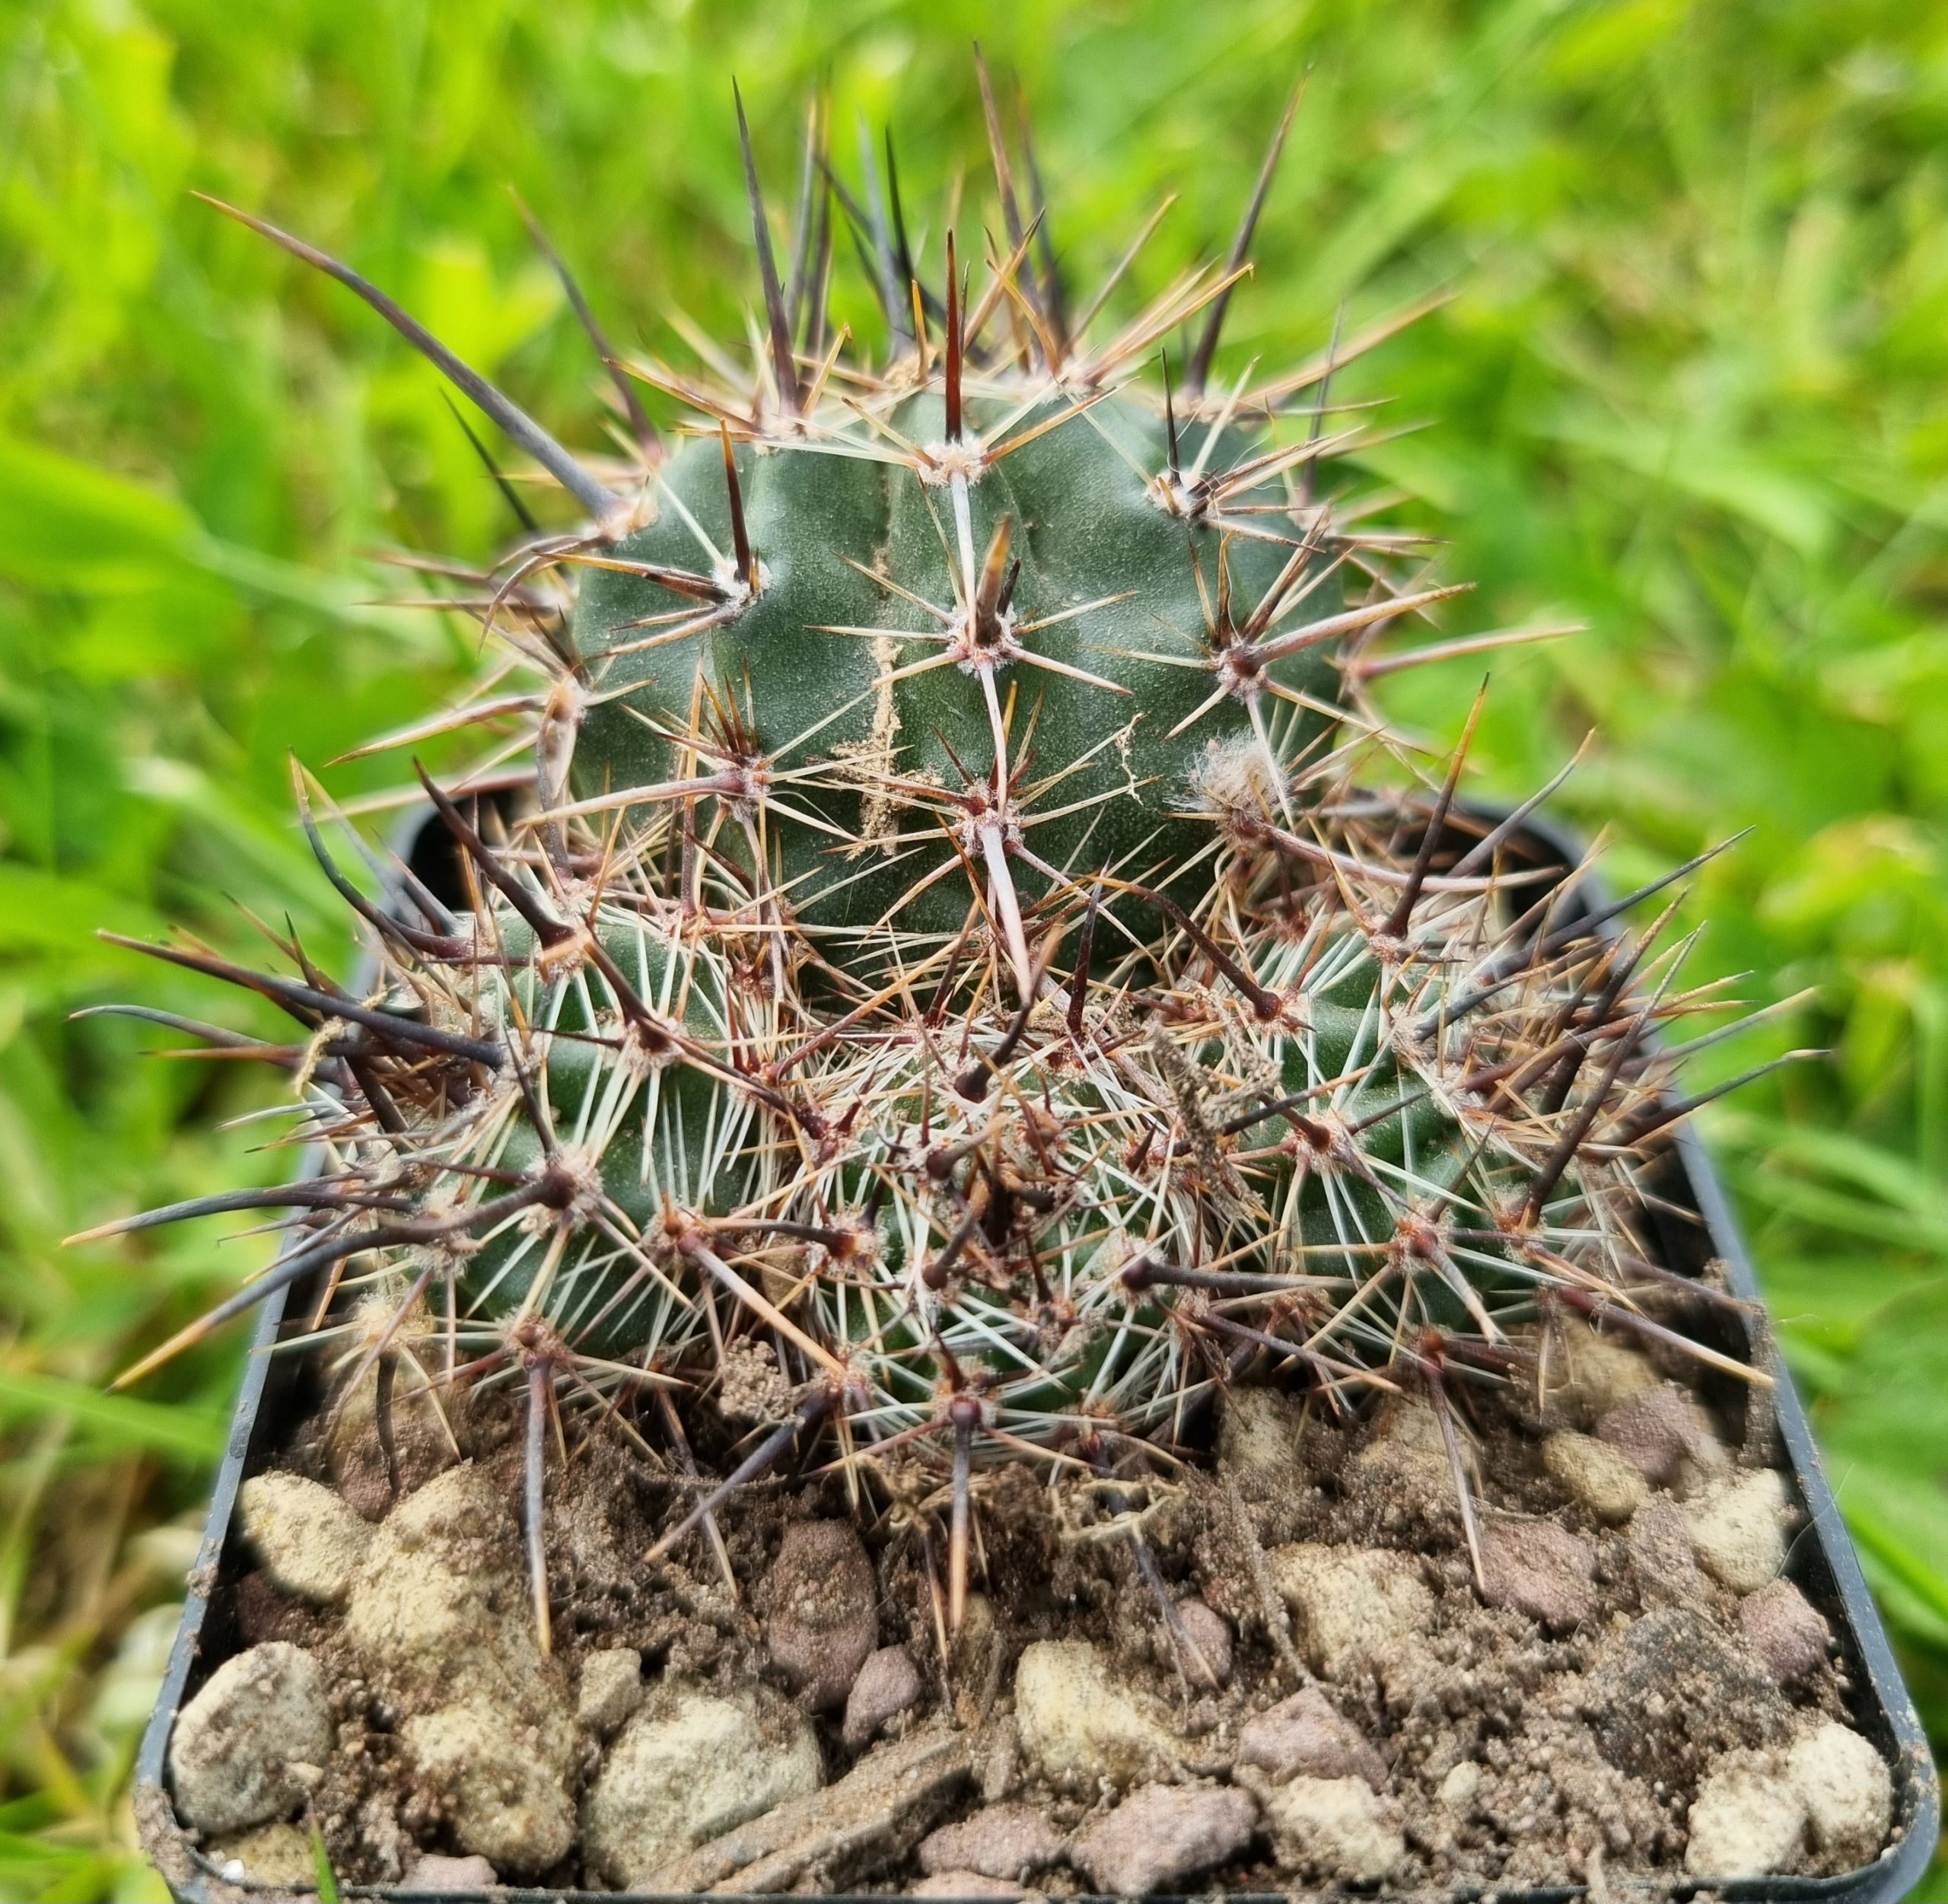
[1012,1639,1182,1788]
[167,1641,331,1834]
[1685,1469,1792,1594]
[766,1518,880,1711]
[236,1473,373,1605]
[1070,1781,1258,1893]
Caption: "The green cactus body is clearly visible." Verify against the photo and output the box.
[572,393,1344,963]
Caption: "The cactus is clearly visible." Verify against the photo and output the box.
[92,66,1778,1648]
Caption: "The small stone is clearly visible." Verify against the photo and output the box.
[202,1821,312,1886]
[1071,1782,1259,1893]
[918,1802,1065,1880]
[1596,1386,1726,1485]
[1740,1579,1829,1683]
[400,1852,501,1891]
[1269,1543,1434,1679]
[844,1645,924,1751]
[1244,1771,1405,1884]
[402,1703,575,1874]
[766,1519,879,1711]
[1237,1686,1386,1790]
[951,1588,999,1683]
[1218,1386,1304,1494]
[912,1873,1023,1899]
[168,1641,333,1834]
[1012,1639,1182,1789]
[1543,1431,1648,1524]
[640,1724,969,1895]
[1345,1401,1453,1527]
[1438,1761,1482,1814]
[236,1473,373,1606]
[1685,1753,1806,1877]
[1587,1608,1789,1781]
[339,1466,577,1878]
[576,1647,644,1737]
[1787,1721,1892,1869]
[1552,1317,1657,1422]
[582,1686,823,1890]
[1625,1496,1713,1609]
[1685,1468,1791,1594]
[1170,1600,1233,1688]
[979,1717,1020,1803]
[344,1464,515,1669]
[1478,1517,1596,1630]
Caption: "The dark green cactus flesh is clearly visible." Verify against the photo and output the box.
[573,393,1348,956]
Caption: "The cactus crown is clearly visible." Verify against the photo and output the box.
[98,62,1771,1648]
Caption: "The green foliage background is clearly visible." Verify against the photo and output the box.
[0,0,1943,1894]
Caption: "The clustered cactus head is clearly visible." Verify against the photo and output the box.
[92,59,1776,1649]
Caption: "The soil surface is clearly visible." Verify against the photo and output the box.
[159,1304,1907,1896]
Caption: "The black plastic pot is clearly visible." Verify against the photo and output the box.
[135,810,1940,1902]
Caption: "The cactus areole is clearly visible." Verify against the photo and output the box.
[103,68,1776,1676]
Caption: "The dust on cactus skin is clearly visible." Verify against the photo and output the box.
[94,64,1778,1650]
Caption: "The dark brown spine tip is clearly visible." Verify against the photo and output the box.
[412,760,575,954]
[511,187,659,454]
[1186,71,1304,398]
[193,193,616,518]
[719,423,757,594]
[734,79,803,415]
[944,229,963,442]
[1381,679,1485,941]
[1160,347,1180,479]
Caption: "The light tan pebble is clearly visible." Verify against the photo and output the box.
[1169,1599,1233,1688]
[402,1703,575,1874]
[1551,1317,1658,1422]
[844,1645,924,1752]
[911,1872,1023,1899]
[1625,1495,1714,1609]
[1543,1431,1649,1524]
[1268,1544,1434,1679]
[1478,1517,1597,1630]
[167,1641,333,1834]
[978,1716,1020,1803]
[918,1802,1065,1879]
[1685,1755,1806,1877]
[343,1464,514,1669]
[581,1686,822,1890]
[1241,1770,1405,1884]
[1071,1782,1259,1893]
[1012,1640,1182,1790]
[399,1852,500,1890]
[236,1473,373,1605]
[1740,1578,1829,1683]
[766,1519,880,1711]
[575,1647,643,1737]
[1685,1469,1790,1594]
[1346,1400,1453,1521]
[1438,1761,1482,1814]
[206,1821,312,1886]
[1218,1386,1306,1494]
[1787,1722,1893,1869]
[1596,1386,1727,1485]
[1237,1686,1386,1790]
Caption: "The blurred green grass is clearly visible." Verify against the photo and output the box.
[1,0,1944,1895]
